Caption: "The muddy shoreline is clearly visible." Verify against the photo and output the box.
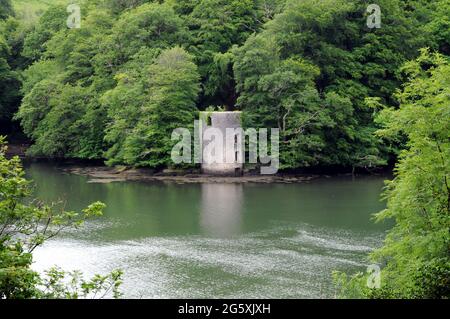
[5,143,29,159]
[61,165,319,184]
[11,144,389,184]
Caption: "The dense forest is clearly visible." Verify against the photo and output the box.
[0,0,449,299]
[0,0,447,170]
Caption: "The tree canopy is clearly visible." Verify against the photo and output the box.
[5,0,446,169]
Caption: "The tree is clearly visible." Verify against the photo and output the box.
[233,35,342,168]
[0,29,21,135]
[334,50,450,298]
[12,0,449,172]
[0,11,45,136]
[184,0,283,109]
[15,78,62,141]
[0,137,123,298]
[0,0,14,20]
[95,2,188,78]
[18,2,192,161]
[232,0,442,170]
[103,47,200,168]
[101,48,158,165]
[105,0,151,15]
[407,0,450,55]
[21,5,67,62]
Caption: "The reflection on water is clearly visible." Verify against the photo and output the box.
[201,184,243,237]
[24,162,392,298]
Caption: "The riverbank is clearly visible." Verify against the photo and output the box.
[61,165,318,184]
[5,142,29,159]
[12,143,390,184]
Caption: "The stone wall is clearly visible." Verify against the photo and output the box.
[200,111,243,176]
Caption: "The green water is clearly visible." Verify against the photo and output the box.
[26,162,391,298]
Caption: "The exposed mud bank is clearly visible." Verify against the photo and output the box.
[61,166,319,184]
[10,144,389,184]
[5,143,29,159]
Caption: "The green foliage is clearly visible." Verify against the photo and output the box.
[38,267,123,299]
[410,0,450,55]
[233,0,448,169]
[16,4,110,157]
[22,84,95,157]
[104,0,152,15]
[0,137,123,298]
[233,36,342,168]
[21,4,67,61]
[0,17,22,134]
[16,2,197,162]
[96,2,187,76]
[0,0,14,20]
[9,0,450,170]
[0,34,16,119]
[184,0,283,108]
[103,46,200,167]
[335,50,450,299]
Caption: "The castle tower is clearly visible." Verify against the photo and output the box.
[200,111,243,176]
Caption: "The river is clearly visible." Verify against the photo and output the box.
[25,162,391,298]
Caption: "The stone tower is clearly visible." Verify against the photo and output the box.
[200,111,243,176]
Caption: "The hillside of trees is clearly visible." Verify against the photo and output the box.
[0,0,447,170]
